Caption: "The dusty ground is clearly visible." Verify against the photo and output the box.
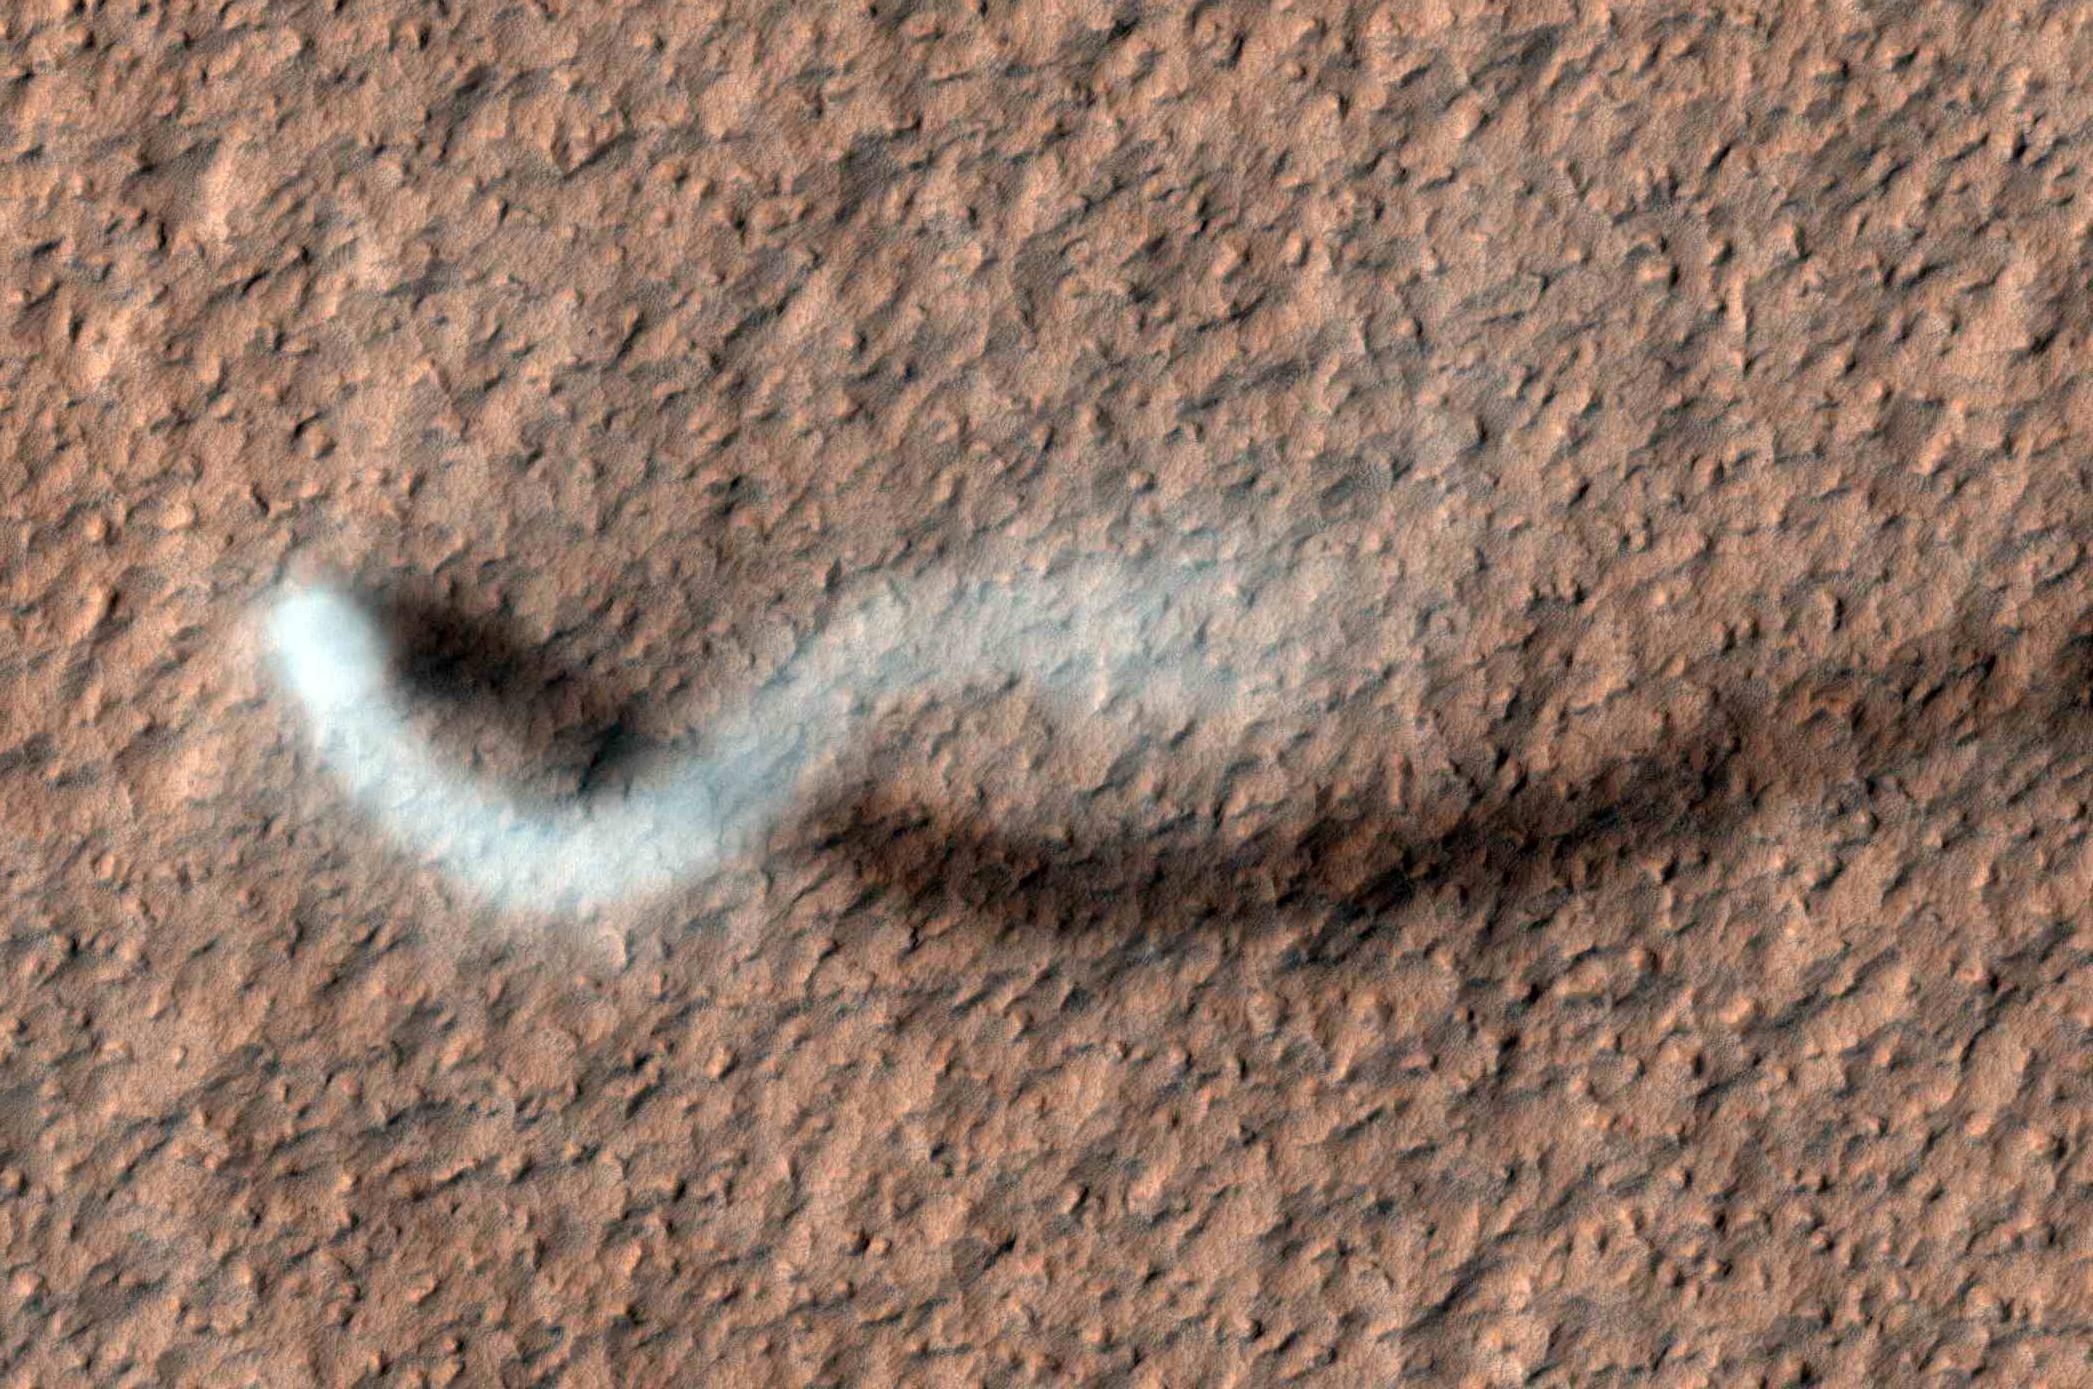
[8,0,2093,1383]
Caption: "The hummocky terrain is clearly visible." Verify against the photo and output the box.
[6,2,2093,1383]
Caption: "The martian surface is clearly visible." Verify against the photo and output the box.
[7,1,2093,1383]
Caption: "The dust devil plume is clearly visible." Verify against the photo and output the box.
[265,558,1324,915]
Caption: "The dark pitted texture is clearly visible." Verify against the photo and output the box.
[6,1,2093,1383]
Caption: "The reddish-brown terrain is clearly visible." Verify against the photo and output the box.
[7,1,2093,1383]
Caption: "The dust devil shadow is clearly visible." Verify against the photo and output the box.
[356,580,2093,947]
[793,612,2093,962]
[370,586,658,795]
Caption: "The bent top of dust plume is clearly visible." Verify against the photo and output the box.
[265,556,1347,916]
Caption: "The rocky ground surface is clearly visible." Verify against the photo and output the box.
[7,1,2093,1383]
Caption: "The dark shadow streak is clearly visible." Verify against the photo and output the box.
[365,586,654,792]
[353,587,2093,945]
[796,611,2093,959]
